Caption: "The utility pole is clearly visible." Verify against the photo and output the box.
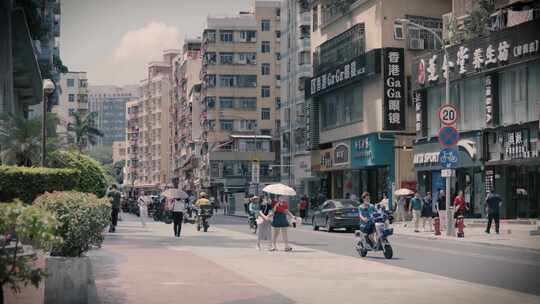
[41,79,55,167]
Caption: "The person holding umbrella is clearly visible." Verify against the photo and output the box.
[263,183,296,252]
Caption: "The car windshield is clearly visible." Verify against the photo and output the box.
[335,200,360,208]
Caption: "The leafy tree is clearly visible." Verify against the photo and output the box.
[86,145,113,166]
[104,160,125,185]
[67,111,104,153]
[0,202,60,304]
[0,113,60,167]
[448,0,495,45]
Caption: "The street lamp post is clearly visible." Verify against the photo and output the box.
[41,79,55,167]
[396,19,454,236]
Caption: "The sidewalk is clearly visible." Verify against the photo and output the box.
[392,221,540,250]
[88,214,540,304]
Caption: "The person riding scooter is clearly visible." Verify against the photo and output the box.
[195,192,213,232]
[358,192,376,247]
[248,196,260,233]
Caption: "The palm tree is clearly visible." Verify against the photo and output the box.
[0,113,59,166]
[67,111,104,153]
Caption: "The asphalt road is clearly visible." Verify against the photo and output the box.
[211,214,540,296]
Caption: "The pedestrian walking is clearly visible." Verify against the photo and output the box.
[256,197,272,250]
[171,198,185,237]
[107,184,122,233]
[396,196,407,225]
[137,191,148,228]
[378,193,389,211]
[270,197,295,252]
[409,192,423,233]
[421,192,434,232]
[453,190,467,219]
[437,189,447,230]
[485,190,502,234]
[298,195,308,224]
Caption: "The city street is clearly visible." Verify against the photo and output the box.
[88,214,540,304]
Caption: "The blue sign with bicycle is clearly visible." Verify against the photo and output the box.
[439,148,459,168]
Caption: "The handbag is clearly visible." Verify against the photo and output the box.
[256,216,264,225]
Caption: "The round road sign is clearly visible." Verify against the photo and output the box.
[438,126,460,147]
[438,104,459,126]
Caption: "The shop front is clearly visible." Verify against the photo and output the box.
[484,123,540,218]
[349,133,395,205]
[315,142,353,200]
[413,132,484,217]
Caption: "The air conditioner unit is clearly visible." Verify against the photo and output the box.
[409,38,425,50]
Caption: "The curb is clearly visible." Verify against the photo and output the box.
[393,231,540,253]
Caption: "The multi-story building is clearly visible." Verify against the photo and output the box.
[200,1,282,201]
[172,39,203,190]
[1,0,63,118]
[411,0,540,218]
[112,140,126,165]
[53,71,89,142]
[307,0,451,207]
[280,0,312,195]
[88,85,140,146]
[124,50,179,192]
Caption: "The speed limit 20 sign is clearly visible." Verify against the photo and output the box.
[438,104,459,126]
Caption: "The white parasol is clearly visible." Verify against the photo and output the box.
[262,183,296,196]
[161,188,189,199]
[394,188,414,196]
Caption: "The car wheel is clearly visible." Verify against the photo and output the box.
[312,217,319,231]
[326,219,333,232]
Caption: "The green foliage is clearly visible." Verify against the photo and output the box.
[104,160,125,185]
[34,192,111,257]
[0,202,61,295]
[48,150,108,197]
[53,55,69,74]
[86,146,113,165]
[447,0,495,45]
[0,113,60,167]
[67,112,104,152]
[0,166,80,204]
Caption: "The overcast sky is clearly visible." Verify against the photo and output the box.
[61,0,253,86]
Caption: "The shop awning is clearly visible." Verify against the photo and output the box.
[12,8,42,107]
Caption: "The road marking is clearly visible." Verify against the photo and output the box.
[160,282,193,286]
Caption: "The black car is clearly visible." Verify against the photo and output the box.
[312,199,360,232]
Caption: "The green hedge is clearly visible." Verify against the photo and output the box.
[0,166,80,203]
[34,191,111,257]
[48,151,108,197]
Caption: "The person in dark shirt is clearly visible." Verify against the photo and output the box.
[107,184,122,232]
[485,190,502,234]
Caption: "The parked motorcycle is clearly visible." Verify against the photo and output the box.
[354,211,394,259]
[196,205,213,232]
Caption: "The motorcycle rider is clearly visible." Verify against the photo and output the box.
[248,196,260,217]
[195,192,211,207]
[358,192,377,247]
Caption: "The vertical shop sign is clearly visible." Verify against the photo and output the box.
[383,48,405,130]
[485,73,498,127]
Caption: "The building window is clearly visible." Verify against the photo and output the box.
[206,74,216,87]
[207,120,216,131]
[405,15,443,51]
[499,63,540,125]
[314,23,365,74]
[312,5,318,31]
[219,97,234,109]
[238,97,257,110]
[261,63,271,75]
[219,52,234,65]
[261,86,270,98]
[321,84,363,129]
[394,22,404,40]
[261,19,271,31]
[236,75,257,87]
[239,31,256,42]
[275,30,281,39]
[68,94,75,102]
[220,120,234,131]
[276,8,281,17]
[299,51,311,65]
[275,97,281,109]
[261,108,271,120]
[205,30,216,42]
[220,30,233,42]
[261,129,272,136]
[261,41,271,53]
[68,108,75,116]
[275,52,281,61]
[67,79,75,87]
[205,52,217,64]
[219,75,236,87]
[240,120,257,130]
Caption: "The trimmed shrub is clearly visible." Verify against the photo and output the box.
[48,150,108,197]
[0,166,80,203]
[34,191,111,257]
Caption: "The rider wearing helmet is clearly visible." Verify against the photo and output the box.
[195,192,211,207]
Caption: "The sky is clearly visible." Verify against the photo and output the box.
[61,0,253,86]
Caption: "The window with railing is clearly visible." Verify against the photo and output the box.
[219,52,234,65]
[314,23,365,74]
[220,30,233,42]
[405,15,443,51]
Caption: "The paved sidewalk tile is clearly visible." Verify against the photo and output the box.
[90,217,293,304]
